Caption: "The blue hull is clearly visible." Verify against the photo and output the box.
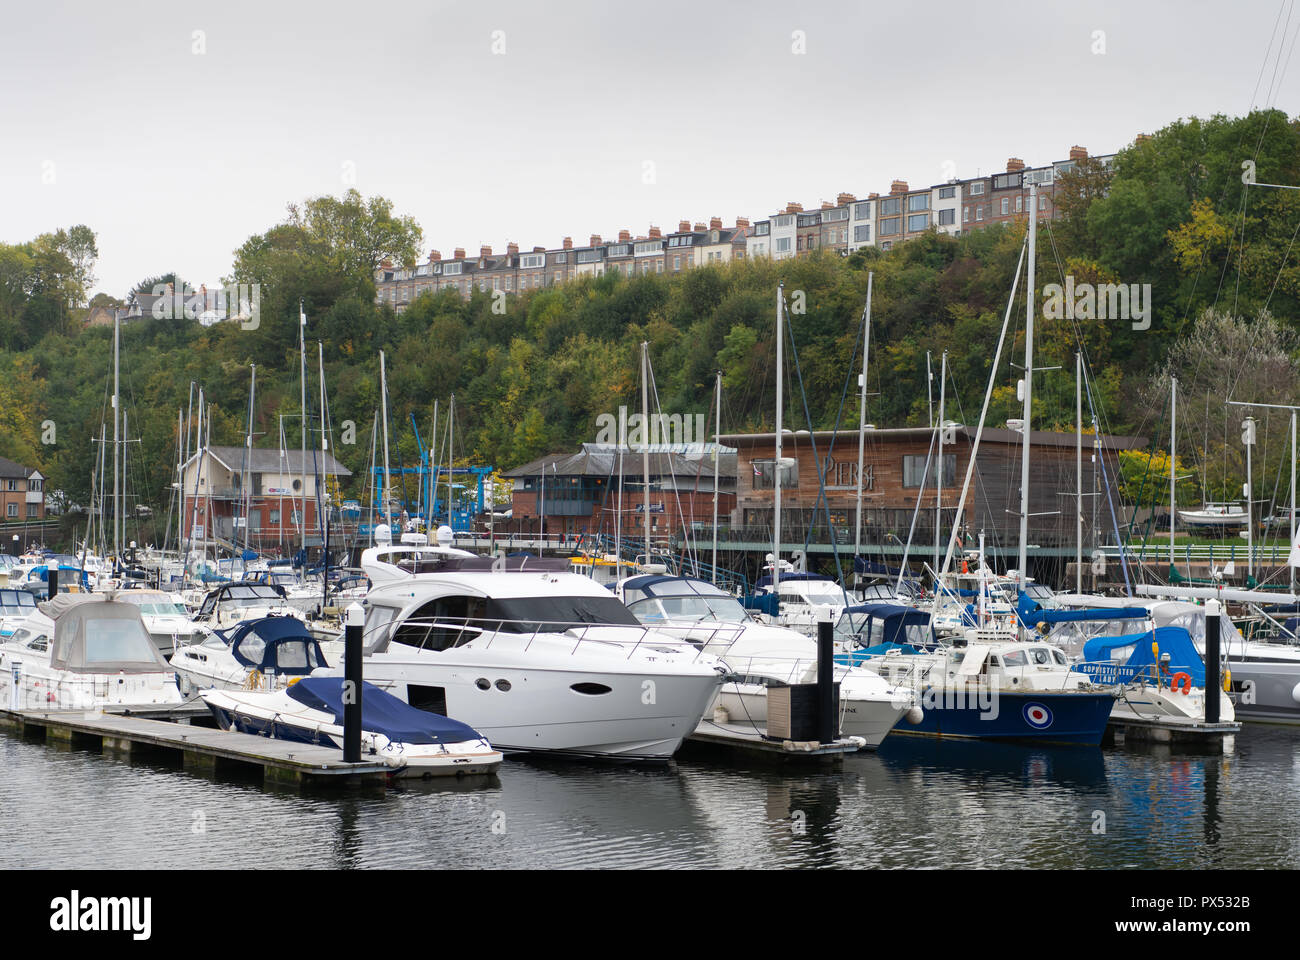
[207,704,340,749]
[894,690,1115,745]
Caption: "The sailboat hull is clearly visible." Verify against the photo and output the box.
[888,689,1115,745]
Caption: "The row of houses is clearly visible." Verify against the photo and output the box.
[375,144,1117,311]
[0,457,46,524]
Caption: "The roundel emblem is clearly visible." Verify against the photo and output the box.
[1023,702,1053,729]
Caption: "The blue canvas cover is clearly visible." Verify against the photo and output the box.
[1081,625,1206,687]
[225,616,327,675]
[286,678,484,745]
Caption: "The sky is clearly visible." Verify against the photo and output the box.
[1,0,1297,300]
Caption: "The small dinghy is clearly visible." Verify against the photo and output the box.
[202,677,502,777]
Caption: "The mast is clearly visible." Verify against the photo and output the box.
[1017,181,1037,588]
[1170,376,1177,569]
[935,351,947,575]
[429,400,438,527]
[712,370,721,584]
[177,407,184,560]
[641,342,651,559]
[1245,415,1254,579]
[243,364,256,558]
[379,350,392,531]
[773,282,784,593]
[112,310,120,560]
[1292,410,1296,593]
[299,302,308,555]
[854,272,873,565]
[1076,351,1083,594]
[448,394,455,530]
[318,342,329,548]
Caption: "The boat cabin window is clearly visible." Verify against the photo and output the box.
[1052,649,1067,665]
[1000,650,1026,668]
[395,595,489,652]
[1027,647,1053,665]
[274,640,323,671]
[83,619,161,666]
[363,604,399,654]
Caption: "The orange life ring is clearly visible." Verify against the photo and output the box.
[1171,671,1192,695]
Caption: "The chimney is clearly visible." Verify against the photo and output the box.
[693,222,706,232]
[785,201,803,213]
[480,245,492,258]
[1135,134,1151,145]
[1069,145,1088,160]
[428,250,441,262]
[890,180,909,194]
[837,192,856,206]
[453,248,465,260]
[735,217,750,229]
[618,229,631,242]
[678,219,691,232]
[532,245,546,253]
[1006,158,1025,173]
[562,237,573,249]
[709,216,722,230]
[507,242,519,256]
[648,226,661,239]
[380,259,392,268]
[589,234,601,246]
[820,201,834,210]
[868,192,879,200]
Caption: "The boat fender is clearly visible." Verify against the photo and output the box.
[1222,669,1231,693]
[1291,681,1300,704]
[906,705,924,725]
[1171,671,1192,695]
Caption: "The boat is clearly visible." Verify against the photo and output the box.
[111,587,208,657]
[359,527,475,590]
[191,582,309,631]
[0,588,38,637]
[617,575,919,747]
[169,615,330,697]
[1177,502,1248,531]
[201,678,502,777]
[838,603,1117,744]
[328,556,726,760]
[0,593,183,710]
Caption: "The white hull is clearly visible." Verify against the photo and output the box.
[715,684,906,748]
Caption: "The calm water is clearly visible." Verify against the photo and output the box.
[2,725,1298,869]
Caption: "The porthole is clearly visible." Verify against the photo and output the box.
[570,682,612,696]
[475,678,490,691]
[495,679,512,692]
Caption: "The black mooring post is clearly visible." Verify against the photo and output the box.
[1205,599,1221,724]
[816,619,835,744]
[344,604,364,762]
[47,568,59,599]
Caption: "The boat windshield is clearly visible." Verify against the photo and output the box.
[782,583,849,606]
[118,596,189,617]
[0,590,37,616]
[482,596,641,633]
[222,585,283,603]
[628,594,747,624]
[83,619,165,666]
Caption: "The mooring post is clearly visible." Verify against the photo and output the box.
[1205,598,1221,724]
[47,568,58,599]
[344,602,364,762]
[816,617,835,744]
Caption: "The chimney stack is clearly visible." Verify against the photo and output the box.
[890,180,909,194]
[480,245,492,258]
[648,225,661,239]
[709,216,722,230]
[507,242,519,256]
[453,248,466,260]
[735,216,750,229]
[618,229,631,242]
[836,192,856,206]
[1006,158,1025,173]
[678,219,691,232]
[1069,145,1088,160]
[868,192,879,200]
[532,245,546,253]
[428,250,441,262]
[820,201,833,210]
[589,234,601,246]
[785,201,803,213]
[693,221,706,232]
[1134,134,1150,145]
[562,237,573,249]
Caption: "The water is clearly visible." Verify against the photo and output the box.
[2,725,1297,869]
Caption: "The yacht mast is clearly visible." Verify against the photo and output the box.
[773,282,784,594]
[854,272,873,564]
[112,310,120,560]
[299,302,308,553]
[318,341,329,548]
[1076,351,1083,594]
[243,364,256,558]
[935,350,947,576]
[641,342,651,559]
[429,400,438,526]
[1170,376,1176,569]
[712,371,721,583]
[1017,181,1037,588]
[379,350,392,531]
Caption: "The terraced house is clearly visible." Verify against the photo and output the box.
[0,456,45,523]
[373,143,1115,309]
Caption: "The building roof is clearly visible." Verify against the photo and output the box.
[718,426,1147,453]
[505,445,737,480]
[185,446,352,477]
[0,456,39,479]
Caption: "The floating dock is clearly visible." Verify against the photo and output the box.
[0,708,392,788]
[1105,714,1240,751]
[685,719,865,765]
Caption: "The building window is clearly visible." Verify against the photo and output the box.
[880,197,901,216]
[26,504,37,518]
[938,209,956,226]
[673,255,681,270]
[975,207,984,221]
[938,186,956,199]
[751,459,797,490]
[6,504,15,518]
[902,454,956,488]
[907,194,928,212]
[775,237,792,253]
[520,253,544,269]
[881,241,892,251]
[853,224,871,242]
[1000,198,1010,215]
[6,480,15,492]
[968,181,985,196]
[879,217,900,237]
[906,213,929,232]
[854,202,872,220]
[1040,195,1048,211]
[1015,196,1023,213]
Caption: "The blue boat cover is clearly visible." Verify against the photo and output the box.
[224,616,328,675]
[286,678,484,745]
[1082,625,1206,687]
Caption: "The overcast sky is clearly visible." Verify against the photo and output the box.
[2,0,1296,299]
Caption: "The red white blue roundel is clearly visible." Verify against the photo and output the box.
[1023,702,1054,729]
